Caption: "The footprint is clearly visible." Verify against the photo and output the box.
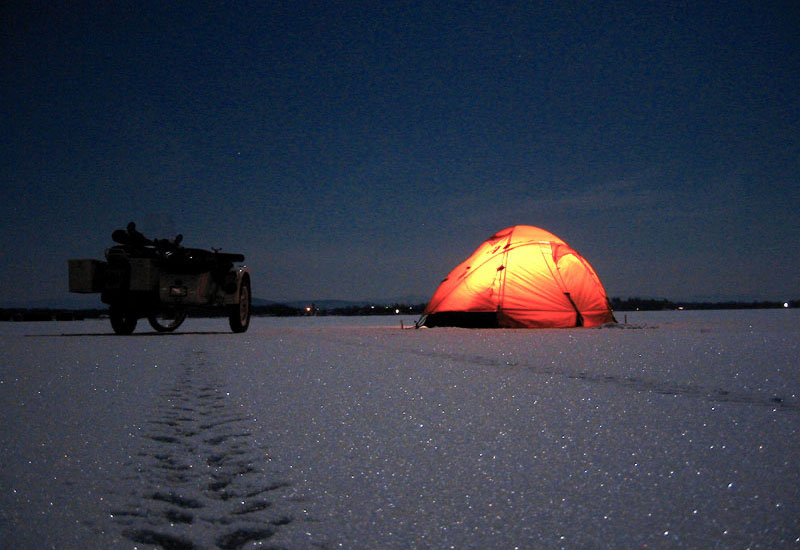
[215,528,274,550]
[123,528,197,550]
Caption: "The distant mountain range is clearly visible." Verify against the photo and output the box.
[252,297,429,310]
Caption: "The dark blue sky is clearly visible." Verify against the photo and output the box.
[2,1,798,306]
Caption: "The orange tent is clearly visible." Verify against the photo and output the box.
[422,225,616,328]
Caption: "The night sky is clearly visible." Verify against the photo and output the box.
[2,1,798,307]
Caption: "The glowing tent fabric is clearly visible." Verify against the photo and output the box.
[422,226,616,328]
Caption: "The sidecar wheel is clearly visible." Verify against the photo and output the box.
[229,278,250,333]
[148,308,187,332]
[110,306,137,335]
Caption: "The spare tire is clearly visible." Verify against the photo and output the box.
[148,308,187,332]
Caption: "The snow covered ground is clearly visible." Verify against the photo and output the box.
[1,310,798,549]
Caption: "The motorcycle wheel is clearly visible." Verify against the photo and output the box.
[228,278,250,333]
[110,305,137,335]
[148,308,187,332]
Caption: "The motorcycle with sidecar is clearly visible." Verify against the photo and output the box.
[68,223,251,334]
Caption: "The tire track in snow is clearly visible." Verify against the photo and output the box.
[319,331,799,412]
[108,350,302,550]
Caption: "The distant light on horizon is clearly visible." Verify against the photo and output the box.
[784,302,790,308]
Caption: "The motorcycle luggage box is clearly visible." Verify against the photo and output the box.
[68,259,106,293]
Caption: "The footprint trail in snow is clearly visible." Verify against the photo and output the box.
[108,351,307,550]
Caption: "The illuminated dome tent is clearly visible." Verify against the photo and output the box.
[421,225,616,328]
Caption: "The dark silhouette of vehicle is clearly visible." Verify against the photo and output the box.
[69,223,251,334]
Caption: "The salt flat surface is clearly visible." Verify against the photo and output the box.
[1,310,798,549]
